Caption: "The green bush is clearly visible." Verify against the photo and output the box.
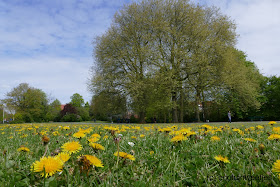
[61,114,81,122]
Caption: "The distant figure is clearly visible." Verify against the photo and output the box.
[228,111,231,123]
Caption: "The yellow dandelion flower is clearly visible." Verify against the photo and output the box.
[61,141,82,154]
[114,152,135,161]
[52,131,59,136]
[158,127,172,133]
[63,126,70,130]
[244,138,256,142]
[256,125,264,130]
[186,131,196,137]
[170,134,187,142]
[91,133,101,138]
[215,128,222,132]
[20,134,28,138]
[103,135,109,140]
[201,124,213,130]
[17,146,30,152]
[150,151,154,155]
[269,121,277,125]
[238,130,244,136]
[268,134,280,140]
[131,136,137,139]
[179,128,192,135]
[211,136,220,141]
[56,152,70,163]
[272,160,280,179]
[89,143,105,150]
[144,127,151,131]
[78,155,104,167]
[140,134,145,138]
[31,156,64,178]
[88,137,99,143]
[214,155,230,163]
[79,128,92,134]
[73,132,86,138]
[273,127,280,134]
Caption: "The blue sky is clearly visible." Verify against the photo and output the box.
[0,0,280,104]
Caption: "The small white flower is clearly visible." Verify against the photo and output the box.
[117,134,123,137]
[128,142,135,147]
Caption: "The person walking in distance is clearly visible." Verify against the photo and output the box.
[228,111,232,123]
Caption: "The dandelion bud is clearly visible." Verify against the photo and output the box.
[114,137,121,144]
[259,144,265,154]
[110,130,116,136]
[42,135,50,145]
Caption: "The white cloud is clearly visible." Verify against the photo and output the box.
[0,0,128,103]
[0,56,93,104]
[202,0,280,76]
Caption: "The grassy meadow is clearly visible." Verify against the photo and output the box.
[0,121,280,186]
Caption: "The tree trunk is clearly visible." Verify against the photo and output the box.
[202,92,206,122]
[180,91,184,123]
[172,92,178,123]
[195,89,201,122]
[139,111,145,124]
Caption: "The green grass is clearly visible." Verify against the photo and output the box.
[0,121,279,186]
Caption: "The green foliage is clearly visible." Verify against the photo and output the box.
[61,114,81,122]
[259,76,280,120]
[89,0,262,122]
[76,107,90,121]
[3,83,48,123]
[46,99,62,122]
[216,49,263,120]
[13,113,24,123]
[70,93,85,108]
[90,90,127,121]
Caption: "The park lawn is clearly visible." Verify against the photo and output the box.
[0,121,279,186]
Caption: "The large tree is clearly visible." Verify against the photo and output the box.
[4,83,48,122]
[89,0,260,123]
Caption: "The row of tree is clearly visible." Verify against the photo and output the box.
[1,74,280,124]
[88,0,268,123]
[0,83,90,123]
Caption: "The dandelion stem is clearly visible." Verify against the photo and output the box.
[116,142,120,167]
[43,167,46,187]
[42,144,49,158]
